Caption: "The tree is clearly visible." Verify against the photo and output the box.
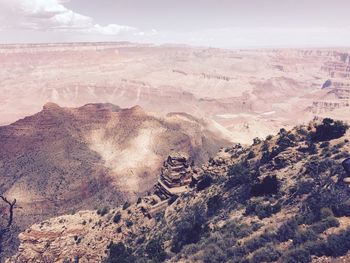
[0,196,16,229]
[312,118,349,142]
[0,195,17,256]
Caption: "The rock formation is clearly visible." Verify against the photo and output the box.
[7,119,350,263]
[0,103,230,260]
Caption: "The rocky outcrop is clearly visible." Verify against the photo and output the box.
[5,154,202,263]
[7,120,350,263]
[142,154,202,216]
[0,103,231,261]
[311,101,350,113]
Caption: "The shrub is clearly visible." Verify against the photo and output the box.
[311,118,349,142]
[113,212,121,224]
[293,229,318,245]
[320,141,330,148]
[282,247,311,263]
[207,195,222,217]
[276,218,298,242]
[320,208,334,219]
[303,240,327,257]
[273,156,289,169]
[247,151,256,159]
[225,162,252,189]
[244,231,276,253]
[97,206,109,216]
[324,227,350,257]
[294,178,314,196]
[302,187,348,223]
[145,238,167,263]
[311,216,339,234]
[245,200,281,219]
[260,147,272,164]
[106,242,135,263]
[251,245,281,263]
[125,220,133,228]
[277,134,295,149]
[122,202,130,210]
[251,176,279,196]
[253,137,262,145]
[196,243,228,263]
[334,199,350,217]
[219,220,252,239]
[266,135,273,141]
[229,162,250,177]
[197,174,213,191]
[171,204,207,253]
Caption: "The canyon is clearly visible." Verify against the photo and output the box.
[1,43,350,262]
[1,43,349,144]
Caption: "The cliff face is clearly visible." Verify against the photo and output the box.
[2,44,350,144]
[7,119,350,263]
[0,103,231,260]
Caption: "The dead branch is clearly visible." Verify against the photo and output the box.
[0,195,16,228]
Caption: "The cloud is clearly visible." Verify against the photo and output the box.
[0,0,136,35]
[134,29,159,37]
[92,24,136,36]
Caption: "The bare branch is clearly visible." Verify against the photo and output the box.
[0,195,16,228]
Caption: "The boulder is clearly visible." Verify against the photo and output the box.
[343,177,350,184]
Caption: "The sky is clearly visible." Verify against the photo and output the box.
[0,0,349,48]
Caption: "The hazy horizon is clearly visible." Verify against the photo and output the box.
[0,0,349,48]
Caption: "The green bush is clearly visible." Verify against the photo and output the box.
[122,202,130,210]
[294,178,314,196]
[196,243,228,263]
[247,151,256,159]
[125,220,133,228]
[303,240,327,257]
[171,204,207,253]
[245,200,281,219]
[320,141,330,148]
[145,238,167,263]
[197,174,213,191]
[253,137,262,145]
[251,176,279,196]
[276,218,298,242]
[113,212,121,224]
[324,227,350,257]
[219,220,252,239]
[250,245,281,263]
[293,229,318,245]
[106,242,135,263]
[97,206,109,216]
[266,135,273,141]
[320,207,334,219]
[311,216,339,234]
[225,163,252,189]
[207,195,222,217]
[282,247,311,263]
[244,231,276,253]
[334,199,350,217]
[311,118,349,142]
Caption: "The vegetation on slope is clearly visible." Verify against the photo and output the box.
[105,118,350,263]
